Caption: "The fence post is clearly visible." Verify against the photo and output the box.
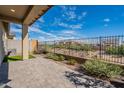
[45,41,47,51]
[99,36,102,59]
[69,40,70,56]
[54,40,55,54]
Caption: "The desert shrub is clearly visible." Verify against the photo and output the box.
[52,55,60,61]
[105,47,119,55]
[54,43,94,51]
[105,45,124,55]
[68,44,82,51]
[118,45,124,55]
[82,60,123,78]
[46,53,65,61]
[81,44,93,51]
[67,59,77,65]
[46,53,59,61]
[121,70,124,76]
[46,53,54,59]
[59,55,65,61]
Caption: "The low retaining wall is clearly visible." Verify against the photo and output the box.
[55,53,87,64]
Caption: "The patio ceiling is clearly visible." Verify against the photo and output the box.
[0,5,52,25]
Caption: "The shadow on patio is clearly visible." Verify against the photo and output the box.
[0,62,11,88]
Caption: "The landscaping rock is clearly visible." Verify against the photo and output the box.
[110,78,124,88]
[65,71,114,88]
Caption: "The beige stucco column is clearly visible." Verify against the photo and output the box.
[22,24,29,60]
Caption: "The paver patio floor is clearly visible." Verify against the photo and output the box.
[0,56,76,88]
[0,55,114,88]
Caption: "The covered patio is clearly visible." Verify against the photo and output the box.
[0,5,51,63]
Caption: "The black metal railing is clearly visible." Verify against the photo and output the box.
[38,35,124,64]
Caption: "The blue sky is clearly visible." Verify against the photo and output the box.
[10,5,124,41]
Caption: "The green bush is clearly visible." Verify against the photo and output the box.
[81,44,93,51]
[118,45,124,55]
[67,44,94,51]
[46,53,58,60]
[46,53,53,58]
[67,44,81,51]
[59,55,65,61]
[67,59,77,65]
[105,47,119,55]
[82,60,123,78]
[53,43,94,51]
[105,45,124,55]
[46,53,65,61]
[52,55,60,61]
[121,71,124,76]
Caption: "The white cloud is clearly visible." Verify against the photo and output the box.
[34,29,79,41]
[10,27,21,34]
[62,30,76,35]
[59,6,76,11]
[52,17,83,30]
[29,26,57,38]
[57,29,83,40]
[30,23,57,38]
[65,11,76,19]
[103,18,110,27]
[78,11,87,20]
[82,12,87,17]
[28,26,68,41]
[58,23,67,27]
[60,36,75,40]
[37,36,47,41]
[58,22,82,29]
[104,18,110,22]
[52,17,61,26]
[10,23,22,33]
[60,6,77,20]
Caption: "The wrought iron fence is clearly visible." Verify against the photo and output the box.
[38,35,124,64]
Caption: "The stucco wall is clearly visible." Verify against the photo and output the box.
[5,39,38,55]
[0,22,5,66]
[5,39,22,55]
[31,40,38,52]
